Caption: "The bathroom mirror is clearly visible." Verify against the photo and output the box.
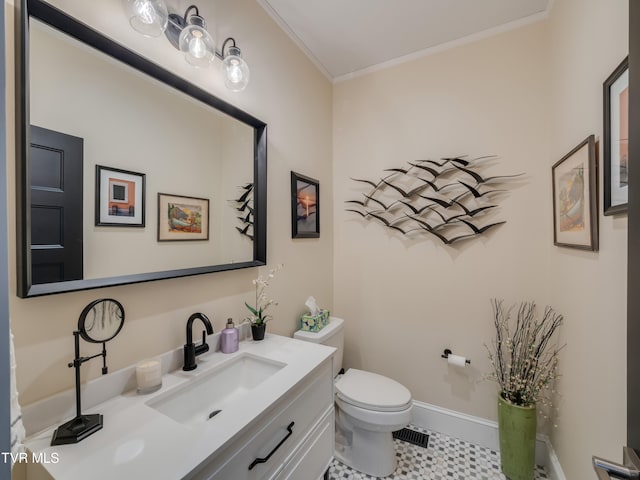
[78,298,125,344]
[16,0,267,297]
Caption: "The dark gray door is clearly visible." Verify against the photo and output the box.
[597,3,640,479]
[0,3,10,478]
[29,125,83,284]
[629,0,640,452]
[584,4,640,479]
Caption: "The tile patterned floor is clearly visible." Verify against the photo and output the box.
[327,425,548,480]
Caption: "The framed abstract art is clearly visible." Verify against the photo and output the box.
[552,135,598,251]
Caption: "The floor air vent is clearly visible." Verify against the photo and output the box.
[392,428,429,448]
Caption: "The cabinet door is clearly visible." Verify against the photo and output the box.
[276,408,334,480]
[190,361,333,480]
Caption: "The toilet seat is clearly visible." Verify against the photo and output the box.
[335,368,412,412]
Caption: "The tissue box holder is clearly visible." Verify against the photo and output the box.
[300,310,330,332]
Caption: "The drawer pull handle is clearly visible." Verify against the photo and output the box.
[248,421,295,471]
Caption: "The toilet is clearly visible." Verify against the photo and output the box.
[294,316,413,477]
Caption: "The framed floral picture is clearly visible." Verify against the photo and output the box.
[291,172,319,238]
[95,165,145,227]
[603,56,629,215]
[157,193,209,241]
[552,135,598,251]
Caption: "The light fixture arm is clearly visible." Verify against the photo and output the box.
[183,5,199,20]
[219,37,237,59]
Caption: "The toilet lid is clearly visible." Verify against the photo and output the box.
[335,369,412,412]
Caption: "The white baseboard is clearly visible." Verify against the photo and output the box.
[411,400,566,480]
[542,435,566,480]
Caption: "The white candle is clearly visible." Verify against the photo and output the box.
[136,359,162,394]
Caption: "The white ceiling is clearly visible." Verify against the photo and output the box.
[256,0,551,81]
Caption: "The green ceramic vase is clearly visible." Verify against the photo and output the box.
[498,394,537,480]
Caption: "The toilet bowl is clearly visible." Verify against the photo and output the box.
[293,317,413,477]
[334,368,412,476]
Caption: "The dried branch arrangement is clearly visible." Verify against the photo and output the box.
[486,299,565,407]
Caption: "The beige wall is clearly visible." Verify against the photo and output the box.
[333,21,551,419]
[547,0,628,479]
[6,0,630,478]
[6,0,333,405]
[333,1,627,478]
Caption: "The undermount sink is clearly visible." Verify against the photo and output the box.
[147,353,286,426]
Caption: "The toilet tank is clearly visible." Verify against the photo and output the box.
[293,316,344,378]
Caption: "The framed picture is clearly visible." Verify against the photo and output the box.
[603,56,629,215]
[552,135,598,251]
[157,193,209,241]
[95,165,145,227]
[291,172,319,238]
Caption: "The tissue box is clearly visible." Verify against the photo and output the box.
[300,310,330,332]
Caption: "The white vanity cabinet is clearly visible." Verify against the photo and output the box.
[187,358,334,480]
[23,337,336,480]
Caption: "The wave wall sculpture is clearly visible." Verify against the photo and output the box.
[346,156,523,245]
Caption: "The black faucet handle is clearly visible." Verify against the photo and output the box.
[194,330,210,356]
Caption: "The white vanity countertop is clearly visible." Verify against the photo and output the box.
[24,335,335,480]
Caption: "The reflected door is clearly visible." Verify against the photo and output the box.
[29,125,83,284]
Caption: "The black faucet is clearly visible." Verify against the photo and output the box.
[183,313,214,371]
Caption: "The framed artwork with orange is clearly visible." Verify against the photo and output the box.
[603,56,629,215]
[95,165,145,227]
[291,171,319,239]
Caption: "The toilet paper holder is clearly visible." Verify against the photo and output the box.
[441,348,471,365]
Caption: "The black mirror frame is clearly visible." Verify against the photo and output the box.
[16,0,267,297]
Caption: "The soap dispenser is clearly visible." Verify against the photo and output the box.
[220,318,239,354]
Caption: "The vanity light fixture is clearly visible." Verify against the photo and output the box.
[123,0,168,38]
[221,38,250,92]
[173,6,216,67]
[123,0,251,91]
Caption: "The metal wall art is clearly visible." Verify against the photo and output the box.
[346,156,523,245]
[231,183,254,240]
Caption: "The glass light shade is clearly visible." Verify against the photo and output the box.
[178,17,215,68]
[223,48,250,92]
[123,0,168,37]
